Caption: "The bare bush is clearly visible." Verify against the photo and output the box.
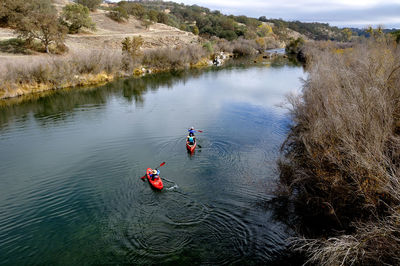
[0,49,123,91]
[141,45,207,69]
[279,37,400,264]
[231,38,259,55]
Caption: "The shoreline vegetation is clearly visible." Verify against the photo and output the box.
[0,37,273,99]
[278,32,400,264]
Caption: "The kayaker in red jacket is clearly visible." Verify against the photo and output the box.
[150,169,160,180]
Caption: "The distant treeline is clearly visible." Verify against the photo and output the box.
[106,1,271,41]
[259,17,348,41]
[110,1,361,42]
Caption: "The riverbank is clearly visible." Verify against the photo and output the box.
[0,46,235,100]
[0,34,284,100]
[278,36,400,264]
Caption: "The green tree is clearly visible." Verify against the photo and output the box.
[341,28,353,41]
[142,20,152,29]
[257,24,272,37]
[0,0,29,27]
[107,6,129,22]
[390,30,400,43]
[122,36,144,59]
[120,2,145,20]
[157,12,168,24]
[147,10,158,22]
[285,37,305,54]
[61,4,95,33]
[192,25,199,35]
[16,0,67,53]
[74,0,102,11]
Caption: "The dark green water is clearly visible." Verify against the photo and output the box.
[0,61,306,265]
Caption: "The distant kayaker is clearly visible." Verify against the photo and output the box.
[187,135,196,145]
[150,169,160,180]
[188,126,197,136]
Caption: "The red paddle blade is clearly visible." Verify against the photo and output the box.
[140,175,146,179]
[197,130,203,133]
[159,162,166,167]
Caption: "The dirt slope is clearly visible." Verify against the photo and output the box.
[0,3,200,59]
[66,10,200,52]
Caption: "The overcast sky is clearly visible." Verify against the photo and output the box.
[170,0,400,28]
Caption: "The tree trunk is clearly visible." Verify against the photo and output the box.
[45,43,49,54]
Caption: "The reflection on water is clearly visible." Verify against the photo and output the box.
[0,59,306,265]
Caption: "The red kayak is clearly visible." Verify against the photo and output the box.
[186,139,196,153]
[146,168,163,190]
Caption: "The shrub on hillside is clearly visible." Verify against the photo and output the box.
[0,0,29,27]
[15,0,67,54]
[107,6,129,22]
[231,38,258,55]
[74,0,101,11]
[61,4,95,33]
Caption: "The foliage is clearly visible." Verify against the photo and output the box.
[121,36,144,59]
[192,25,199,35]
[107,6,129,22]
[1,50,122,92]
[157,12,168,24]
[15,0,67,53]
[202,42,213,54]
[0,38,31,54]
[285,37,305,54]
[141,45,206,69]
[147,9,158,22]
[263,18,347,41]
[116,1,268,42]
[257,24,273,37]
[341,28,353,41]
[119,1,145,19]
[278,37,400,264]
[74,0,102,11]
[391,30,400,43]
[0,0,29,27]
[61,4,95,33]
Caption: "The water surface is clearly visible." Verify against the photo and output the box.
[0,61,306,264]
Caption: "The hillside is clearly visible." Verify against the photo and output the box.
[0,1,200,61]
[65,10,200,51]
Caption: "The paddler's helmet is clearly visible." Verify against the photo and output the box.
[190,126,194,130]
[152,170,157,175]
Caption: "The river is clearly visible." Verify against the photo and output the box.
[0,59,306,265]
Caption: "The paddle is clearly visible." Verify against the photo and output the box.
[140,162,166,179]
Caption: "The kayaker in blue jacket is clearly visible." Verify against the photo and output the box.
[187,135,195,145]
[150,169,160,180]
[188,126,196,136]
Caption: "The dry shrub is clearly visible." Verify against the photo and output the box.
[231,38,259,55]
[279,37,400,264]
[210,37,260,55]
[141,45,207,69]
[0,49,122,90]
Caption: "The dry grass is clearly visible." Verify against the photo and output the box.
[279,37,400,264]
[0,44,213,98]
[0,49,122,97]
[141,45,207,69]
